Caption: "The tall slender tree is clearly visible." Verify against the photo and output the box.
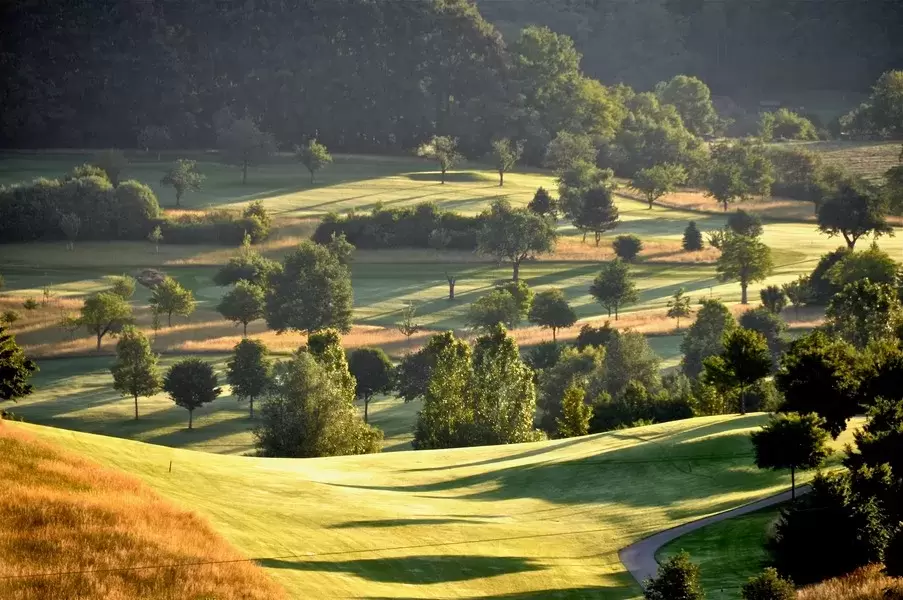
[226,338,272,418]
[110,326,162,420]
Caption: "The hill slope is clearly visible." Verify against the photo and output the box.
[9,415,843,599]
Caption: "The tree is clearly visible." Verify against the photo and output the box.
[544,131,598,172]
[817,179,892,249]
[705,140,774,211]
[557,161,614,219]
[217,117,277,184]
[576,322,615,350]
[759,109,818,142]
[148,226,163,253]
[413,332,473,449]
[573,185,620,246]
[226,338,272,419]
[296,139,333,184]
[1,310,20,326]
[217,280,265,336]
[22,298,38,312]
[885,530,903,578]
[468,290,521,332]
[589,259,637,320]
[59,213,80,251]
[497,280,534,321]
[92,149,127,186]
[827,243,899,289]
[137,125,170,158]
[214,247,279,287]
[160,159,204,207]
[826,279,903,349]
[716,233,774,304]
[682,221,704,251]
[80,291,133,350]
[489,138,523,187]
[109,275,136,300]
[656,74,720,138]
[680,299,737,378]
[759,285,787,314]
[396,302,422,346]
[602,330,662,400]
[727,209,764,238]
[775,331,861,438]
[666,288,692,330]
[752,412,832,500]
[556,384,592,438]
[265,240,353,334]
[703,328,772,414]
[348,347,394,424]
[631,163,687,209]
[529,288,577,341]
[537,345,605,433]
[782,277,810,319]
[643,551,704,600]
[613,235,643,261]
[741,568,796,600]
[417,135,462,185]
[528,187,557,219]
[477,199,556,281]
[110,326,162,420]
[150,276,196,327]
[739,307,787,368]
[0,326,37,403]
[163,358,221,429]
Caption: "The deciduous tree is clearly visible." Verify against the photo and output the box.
[296,139,333,184]
[703,328,772,414]
[110,326,162,419]
[150,276,196,327]
[529,288,577,341]
[467,289,521,332]
[716,233,774,304]
[477,200,556,281]
[782,276,810,319]
[613,234,643,261]
[226,338,272,418]
[80,291,133,350]
[160,159,204,207]
[631,163,687,209]
[817,179,892,249]
[727,209,764,238]
[680,298,737,378]
[573,185,620,245]
[527,187,557,219]
[417,135,462,184]
[705,140,773,211]
[92,149,127,186]
[348,347,394,423]
[556,384,592,438]
[826,279,903,349]
[217,117,277,184]
[752,412,832,499]
[589,259,637,320]
[741,568,796,600]
[163,358,221,429]
[544,131,598,172]
[666,288,692,330]
[396,302,422,347]
[217,280,265,336]
[109,275,136,300]
[489,138,523,187]
[759,285,787,314]
[643,551,704,600]
[656,74,720,138]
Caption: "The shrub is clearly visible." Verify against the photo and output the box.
[612,234,643,261]
[158,210,268,246]
[682,221,704,251]
[575,322,615,349]
[760,109,819,142]
[767,146,827,203]
[742,568,795,600]
[643,551,704,600]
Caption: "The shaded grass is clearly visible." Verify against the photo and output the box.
[11,415,849,599]
[0,422,285,600]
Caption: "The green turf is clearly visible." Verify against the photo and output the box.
[12,415,834,599]
[656,506,782,599]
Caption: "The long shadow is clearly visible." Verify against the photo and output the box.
[328,517,486,529]
[258,555,543,584]
[405,172,497,183]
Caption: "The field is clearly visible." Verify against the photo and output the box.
[6,415,859,599]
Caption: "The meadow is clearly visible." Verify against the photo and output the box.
[6,415,860,599]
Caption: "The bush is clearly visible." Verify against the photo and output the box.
[759,109,819,142]
[613,234,643,261]
[767,146,827,203]
[727,209,763,237]
[741,568,795,600]
[158,210,268,246]
[682,221,704,251]
[575,322,615,349]
[643,551,704,600]
[809,247,852,304]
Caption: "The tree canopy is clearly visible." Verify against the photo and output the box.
[110,326,161,420]
[817,179,892,249]
[0,326,37,403]
[163,358,222,429]
[589,259,637,320]
[477,200,556,281]
[529,288,577,341]
[716,233,774,304]
[226,338,273,419]
[751,412,832,499]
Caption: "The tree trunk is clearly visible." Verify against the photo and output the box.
[648,196,654,209]
[512,261,520,281]
[250,397,254,419]
[499,171,504,187]
[175,191,182,207]
[134,394,139,420]
[188,409,193,430]
[844,234,856,250]
[723,200,728,212]
[740,385,747,415]
[364,397,370,424]
[615,305,619,321]
[447,276,456,300]
[96,333,102,351]
[741,282,748,305]
[310,170,315,185]
[441,167,446,185]
[676,317,680,331]
[168,312,173,327]
[552,327,557,342]
[791,466,796,500]
[595,232,601,246]
[243,322,248,337]
[242,162,248,185]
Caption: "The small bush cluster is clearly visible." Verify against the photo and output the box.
[159,208,269,246]
[313,202,482,250]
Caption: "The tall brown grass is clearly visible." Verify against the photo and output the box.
[798,566,903,600]
[0,422,286,600]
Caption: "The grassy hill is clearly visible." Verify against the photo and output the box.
[8,415,858,599]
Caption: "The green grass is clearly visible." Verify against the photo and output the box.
[12,415,839,599]
[656,506,782,599]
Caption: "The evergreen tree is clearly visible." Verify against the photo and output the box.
[666,288,692,330]
[0,326,37,403]
[682,221,704,251]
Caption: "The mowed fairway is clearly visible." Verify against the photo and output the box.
[9,415,856,599]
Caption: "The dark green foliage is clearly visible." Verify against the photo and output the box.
[817,178,892,249]
[590,380,693,433]
[682,221,704,251]
[296,139,332,184]
[680,298,737,378]
[759,109,818,142]
[844,397,903,485]
[775,331,861,438]
[557,161,614,220]
[524,341,563,374]
[767,146,827,203]
[214,249,279,287]
[537,345,605,433]
[0,326,37,403]
[703,328,772,414]
[655,75,720,138]
[217,281,265,336]
[265,240,353,335]
[110,326,161,420]
[630,163,688,209]
[759,285,787,314]
[528,289,577,341]
[612,234,643,262]
[826,279,903,349]
[840,71,903,138]
[489,138,523,187]
[643,551,704,600]
[396,347,435,404]
[544,131,598,172]
[92,149,127,186]
[150,276,196,327]
[575,322,615,350]
[527,187,557,219]
[601,330,661,400]
[163,358,221,430]
[887,529,903,577]
[80,291,134,350]
[716,233,774,304]
[741,568,795,600]
[348,347,394,423]
[827,243,899,289]
[808,247,851,304]
[705,139,774,211]
[589,259,637,320]
[782,276,811,318]
[160,159,204,207]
[417,135,463,184]
[158,209,269,246]
[666,288,693,330]
[556,385,592,438]
[497,280,534,320]
[739,307,787,367]
[226,338,272,419]
[467,290,522,332]
[770,472,889,584]
[109,275,136,300]
[477,199,557,280]
[751,412,832,498]
[217,117,276,184]
[314,202,482,251]
[727,209,763,238]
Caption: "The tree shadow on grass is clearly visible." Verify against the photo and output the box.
[329,517,487,529]
[405,172,497,184]
[258,555,543,584]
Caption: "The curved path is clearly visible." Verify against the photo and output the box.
[619,486,810,586]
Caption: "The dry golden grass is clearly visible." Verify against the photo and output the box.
[798,566,903,600]
[0,421,285,600]
[637,189,820,222]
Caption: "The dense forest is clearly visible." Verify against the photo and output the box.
[1,0,901,151]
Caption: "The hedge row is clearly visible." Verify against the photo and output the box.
[313,202,482,250]
[159,211,269,246]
